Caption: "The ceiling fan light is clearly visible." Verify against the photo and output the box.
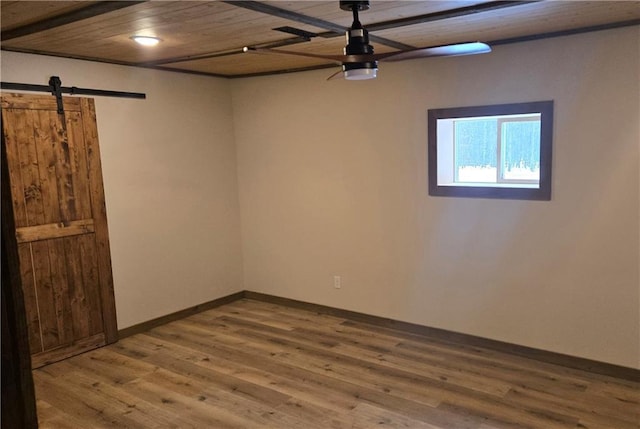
[344,67,377,80]
[131,35,161,47]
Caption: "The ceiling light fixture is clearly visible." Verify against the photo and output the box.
[341,2,377,80]
[344,66,377,80]
[131,35,161,47]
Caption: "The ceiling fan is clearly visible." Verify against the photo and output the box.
[244,0,492,80]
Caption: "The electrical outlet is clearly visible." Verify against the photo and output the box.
[333,275,341,289]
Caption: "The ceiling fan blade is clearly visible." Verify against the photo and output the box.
[244,46,344,64]
[326,69,345,81]
[244,46,380,65]
[244,42,490,65]
[379,42,491,62]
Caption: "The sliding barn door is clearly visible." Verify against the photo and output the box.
[1,93,117,368]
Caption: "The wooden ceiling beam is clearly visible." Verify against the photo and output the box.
[489,18,640,46]
[228,18,640,79]
[364,1,539,32]
[149,1,543,70]
[223,0,414,50]
[1,1,145,41]
[145,37,311,67]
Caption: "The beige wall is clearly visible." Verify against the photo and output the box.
[231,27,640,368]
[1,51,244,329]
[2,26,638,369]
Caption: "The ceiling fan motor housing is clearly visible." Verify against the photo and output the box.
[342,11,377,75]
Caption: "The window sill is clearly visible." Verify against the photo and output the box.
[429,184,550,200]
[438,182,539,189]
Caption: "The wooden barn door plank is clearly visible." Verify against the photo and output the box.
[33,109,75,349]
[65,110,93,219]
[1,92,117,368]
[17,243,42,354]
[80,98,117,344]
[30,241,60,350]
[2,110,28,226]
[1,123,38,428]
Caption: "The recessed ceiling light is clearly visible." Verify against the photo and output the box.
[131,36,161,47]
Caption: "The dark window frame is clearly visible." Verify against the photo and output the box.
[428,100,554,201]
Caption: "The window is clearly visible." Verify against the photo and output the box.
[428,101,553,200]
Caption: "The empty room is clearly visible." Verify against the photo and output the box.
[1,1,639,428]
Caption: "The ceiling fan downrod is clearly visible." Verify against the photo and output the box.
[340,1,377,80]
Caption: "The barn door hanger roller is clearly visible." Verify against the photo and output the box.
[48,76,64,114]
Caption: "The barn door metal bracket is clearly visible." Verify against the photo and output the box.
[48,76,64,114]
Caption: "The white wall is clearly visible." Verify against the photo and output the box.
[231,27,640,368]
[1,52,244,329]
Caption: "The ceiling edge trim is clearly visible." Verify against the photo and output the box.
[0,47,231,79]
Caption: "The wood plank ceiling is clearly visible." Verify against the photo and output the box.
[1,1,639,78]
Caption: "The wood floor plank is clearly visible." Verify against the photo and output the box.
[119,377,255,429]
[343,318,632,387]
[147,320,446,408]
[504,385,639,428]
[212,309,515,397]
[32,298,639,429]
[115,334,361,416]
[64,347,159,385]
[586,379,640,402]
[220,327,580,428]
[350,402,442,429]
[36,400,88,429]
[115,334,359,428]
[54,371,189,429]
[141,326,481,428]
[34,371,145,428]
[149,319,566,429]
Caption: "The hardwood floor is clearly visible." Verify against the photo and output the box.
[34,299,639,428]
